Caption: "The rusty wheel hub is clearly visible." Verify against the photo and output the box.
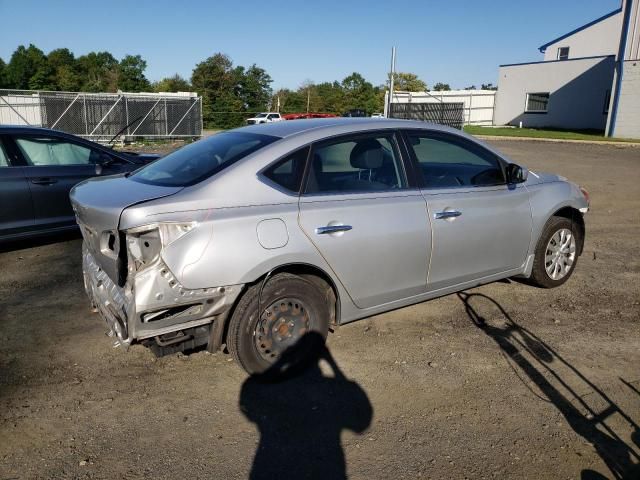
[254,297,311,362]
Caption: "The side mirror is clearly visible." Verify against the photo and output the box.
[506,163,528,184]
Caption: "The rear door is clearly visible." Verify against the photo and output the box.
[9,134,126,230]
[403,130,532,290]
[0,135,35,238]
[298,131,431,309]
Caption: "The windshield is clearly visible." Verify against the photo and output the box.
[254,113,268,118]
[131,132,279,187]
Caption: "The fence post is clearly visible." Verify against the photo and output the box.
[164,98,168,136]
[83,94,88,135]
[125,97,130,135]
[200,97,203,136]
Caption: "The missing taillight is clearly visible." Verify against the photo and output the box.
[107,233,116,251]
[579,186,590,204]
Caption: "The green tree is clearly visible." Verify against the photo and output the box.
[239,64,272,112]
[117,54,151,92]
[390,72,427,92]
[5,44,49,90]
[0,58,7,88]
[191,53,245,128]
[464,85,477,90]
[481,83,498,91]
[342,72,379,114]
[47,48,80,91]
[272,88,306,113]
[76,51,119,92]
[433,82,451,91]
[152,74,191,92]
[313,81,346,113]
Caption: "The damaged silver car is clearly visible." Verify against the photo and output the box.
[70,118,589,374]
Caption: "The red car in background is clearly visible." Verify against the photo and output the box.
[282,113,338,120]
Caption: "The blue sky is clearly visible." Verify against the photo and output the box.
[0,0,622,90]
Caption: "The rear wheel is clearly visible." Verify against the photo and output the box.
[226,273,330,376]
[530,216,581,288]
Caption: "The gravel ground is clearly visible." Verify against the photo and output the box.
[1,140,639,480]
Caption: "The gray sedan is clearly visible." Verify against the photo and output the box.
[0,126,159,242]
[70,118,589,375]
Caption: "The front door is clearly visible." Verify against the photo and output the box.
[10,134,118,230]
[403,130,532,289]
[0,136,35,238]
[298,131,431,309]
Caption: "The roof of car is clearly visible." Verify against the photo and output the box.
[0,125,86,137]
[236,117,460,139]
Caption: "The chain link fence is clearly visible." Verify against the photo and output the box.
[0,89,202,143]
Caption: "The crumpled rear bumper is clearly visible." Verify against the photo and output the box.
[82,242,242,348]
[83,244,131,345]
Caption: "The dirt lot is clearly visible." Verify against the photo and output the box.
[1,140,639,479]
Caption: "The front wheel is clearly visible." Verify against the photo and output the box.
[226,273,330,376]
[530,216,582,288]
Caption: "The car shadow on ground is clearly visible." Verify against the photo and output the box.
[239,332,373,480]
[457,291,640,480]
[0,230,81,253]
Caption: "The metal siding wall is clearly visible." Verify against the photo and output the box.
[542,12,623,61]
[612,60,640,138]
[494,56,615,130]
[624,0,640,60]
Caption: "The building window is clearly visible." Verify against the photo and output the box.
[603,90,611,114]
[525,93,550,113]
[557,47,570,60]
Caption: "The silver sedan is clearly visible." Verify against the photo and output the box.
[70,118,589,375]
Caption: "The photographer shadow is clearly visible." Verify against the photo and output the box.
[457,291,639,480]
[239,332,373,480]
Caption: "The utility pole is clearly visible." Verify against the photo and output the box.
[306,88,310,113]
[386,47,396,118]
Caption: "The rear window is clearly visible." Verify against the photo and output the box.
[131,132,279,187]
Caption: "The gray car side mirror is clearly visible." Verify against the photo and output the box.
[506,163,528,184]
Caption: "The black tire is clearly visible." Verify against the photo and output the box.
[530,216,582,288]
[226,273,330,376]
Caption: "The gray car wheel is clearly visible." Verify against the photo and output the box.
[530,216,582,288]
[226,273,330,376]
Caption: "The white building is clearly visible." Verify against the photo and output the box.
[494,0,640,138]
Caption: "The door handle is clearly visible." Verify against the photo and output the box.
[434,210,462,220]
[316,225,352,235]
[31,178,58,185]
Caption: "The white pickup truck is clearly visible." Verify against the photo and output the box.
[246,112,283,125]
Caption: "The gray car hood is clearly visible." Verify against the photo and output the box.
[525,170,566,186]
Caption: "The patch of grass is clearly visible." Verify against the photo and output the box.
[464,126,640,143]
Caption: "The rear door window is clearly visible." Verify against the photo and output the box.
[304,133,407,194]
[132,132,278,187]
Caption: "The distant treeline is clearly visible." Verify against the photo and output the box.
[0,44,462,129]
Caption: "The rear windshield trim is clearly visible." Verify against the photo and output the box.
[130,132,280,187]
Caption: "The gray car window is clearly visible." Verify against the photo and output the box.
[15,137,97,166]
[305,134,406,194]
[407,133,505,188]
[262,147,309,193]
[0,142,9,167]
[131,132,278,187]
